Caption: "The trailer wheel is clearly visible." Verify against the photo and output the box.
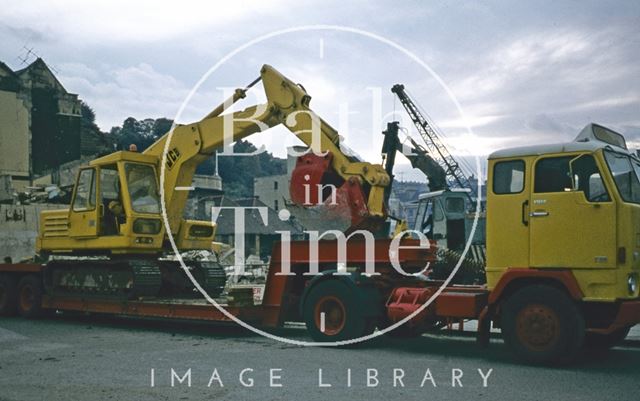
[0,274,18,316]
[303,280,374,342]
[17,275,44,318]
[501,285,584,364]
[585,326,631,350]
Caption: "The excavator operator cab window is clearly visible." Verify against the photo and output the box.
[72,168,96,211]
[100,165,124,235]
[125,163,161,214]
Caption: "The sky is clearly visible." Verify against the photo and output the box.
[1,0,639,181]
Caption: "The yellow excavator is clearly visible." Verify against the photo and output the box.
[35,65,391,299]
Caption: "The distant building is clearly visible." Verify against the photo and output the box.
[212,196,302,260]
[184,173,224,220]
[253,174,289,211]
[0,58,110,191]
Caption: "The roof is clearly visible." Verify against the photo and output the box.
[90,151,157,166]
[489,123,630,160]
[213,196,302,236]
[0,61,17,78]
[15,58,70,94]
[418,188,470,200]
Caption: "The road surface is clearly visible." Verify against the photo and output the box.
[0,315,638,401]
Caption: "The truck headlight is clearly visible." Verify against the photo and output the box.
[629,274,638,295]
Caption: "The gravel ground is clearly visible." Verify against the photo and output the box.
[0,315,639,401]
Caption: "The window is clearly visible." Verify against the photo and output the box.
[274,200,279,211]
[125,163,161,213]
[571,154,610,202]
[534,157,573,193]
[73,168,96,211]
[274,181,278,190]
[100,166,120,201]
[493,160,525,194]
[445,197,465,213]
[604,150,640,204]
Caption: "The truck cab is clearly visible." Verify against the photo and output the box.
[486,123,639,302]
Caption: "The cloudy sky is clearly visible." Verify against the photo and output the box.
[1,0,638,181]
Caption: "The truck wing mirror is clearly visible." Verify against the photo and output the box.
[568,154,586,191]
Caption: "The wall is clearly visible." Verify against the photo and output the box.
[0,90,29,177]
[253,174,289,211]
[0,203,67,262]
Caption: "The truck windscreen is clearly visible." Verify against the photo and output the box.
[604,150,640,204]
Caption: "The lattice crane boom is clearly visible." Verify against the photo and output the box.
[391,84,477,201]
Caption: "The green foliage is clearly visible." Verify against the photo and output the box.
[215,141,286,198]
[79,100,113,156]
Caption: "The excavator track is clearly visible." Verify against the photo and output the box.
[43,257,227,300]
[158,260,227,298]
[193,261,227,298]
[43,258,162,300]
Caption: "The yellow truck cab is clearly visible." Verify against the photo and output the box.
[487,123,639,301]
[485,123,640,361]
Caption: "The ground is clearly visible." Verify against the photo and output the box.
[0,315,638,401]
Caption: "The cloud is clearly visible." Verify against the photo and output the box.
[0,1,288,44]
[57,62,193,129]
[2,1,638,166]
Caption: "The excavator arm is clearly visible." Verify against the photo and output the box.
[144,65,390,235]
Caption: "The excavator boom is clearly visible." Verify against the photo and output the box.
[144,65,390,235]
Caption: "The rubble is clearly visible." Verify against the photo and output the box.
[14,184,70,205]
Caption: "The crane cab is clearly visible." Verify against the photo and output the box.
[486,124,640,302]
[413,188,486,252]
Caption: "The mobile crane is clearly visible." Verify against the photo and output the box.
[389,85,486,282]
[0,66,639,365]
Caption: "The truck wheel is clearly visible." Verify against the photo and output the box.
[501,285,585,365]
[585,326,631,350]
[0,274,18,316]
[303,280,374,342]
[17,275,44,318]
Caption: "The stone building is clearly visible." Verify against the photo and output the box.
[0,58,110,192]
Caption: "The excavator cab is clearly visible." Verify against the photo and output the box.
[38,151,167,256]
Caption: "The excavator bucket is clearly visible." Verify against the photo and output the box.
[289,152,381,233]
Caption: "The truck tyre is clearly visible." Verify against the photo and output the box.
[0,274,18,316]
[303,279,374,342]
[501,284,585,365]
[585,326,631,350]
[17,275,44,319]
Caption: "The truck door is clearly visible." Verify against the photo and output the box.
[68,167,99,238]
[486,159,529,270]
[529,154,616,268]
